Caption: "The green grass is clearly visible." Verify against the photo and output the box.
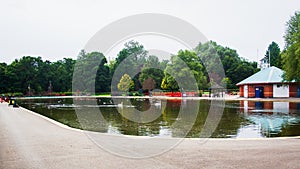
[95,93,111,97]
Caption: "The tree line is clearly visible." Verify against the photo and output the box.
[0,57,75,96]
[0,41,259,96]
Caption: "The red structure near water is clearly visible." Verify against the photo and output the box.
[237,66,300,98]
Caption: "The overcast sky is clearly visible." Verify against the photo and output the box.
[1,0,300,64]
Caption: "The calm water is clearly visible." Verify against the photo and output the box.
[18,98,300,138]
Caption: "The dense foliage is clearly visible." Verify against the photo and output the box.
[161,50,206,91]
[282,11,300,82]
[1,57,75,95]
[0,40,260,96]
[72,50,110,94]
[196,41,259,89]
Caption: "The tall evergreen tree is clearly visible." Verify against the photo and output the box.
[264,42,282,68]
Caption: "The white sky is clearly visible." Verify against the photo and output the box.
[1,0,300,64]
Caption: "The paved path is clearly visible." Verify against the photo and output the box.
[1,103,300,169]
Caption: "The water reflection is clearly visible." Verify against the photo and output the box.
[17,98,300,138]
[238,101,300,137]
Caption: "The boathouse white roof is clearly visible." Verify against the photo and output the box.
[237,66,285,85]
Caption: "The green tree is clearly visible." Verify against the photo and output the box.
[51,58,75,92]
[112,41,147,75]
[62,58,76,91]
[5,56,41,94]
[95,57,111,93]
[264,42,282,68]
[111,41,147,92]
[161,50,206,91]
[73,50,109,94]
[35,58,52,94]
[195,41,258,89]
[0,63,8,93]
[195,41,224,86]
[282,11,300,81]
[139,55,164,90]
[117,74,134,93]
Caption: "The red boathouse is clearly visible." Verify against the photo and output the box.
[237,66,300,98]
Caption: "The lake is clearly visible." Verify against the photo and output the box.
[18,98,300,138]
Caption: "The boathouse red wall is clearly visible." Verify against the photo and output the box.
[239,86,244,97]
[289,84,299,97]
[238,83,300,98]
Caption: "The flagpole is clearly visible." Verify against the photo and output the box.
[269,49,271,67]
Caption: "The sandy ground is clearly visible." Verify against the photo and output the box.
[1,103,300,169]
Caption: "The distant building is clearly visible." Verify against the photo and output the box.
[259,58,269,70]
[237,66,300,98]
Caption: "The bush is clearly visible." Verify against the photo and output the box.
[62,92,73,96]
[13,92,24,97]
[1,92,24,97]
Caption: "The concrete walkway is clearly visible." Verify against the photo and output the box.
[1,103,300,169]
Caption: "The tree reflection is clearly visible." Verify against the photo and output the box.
[17,98,300,138]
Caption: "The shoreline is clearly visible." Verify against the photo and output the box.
[14,95,300,102]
